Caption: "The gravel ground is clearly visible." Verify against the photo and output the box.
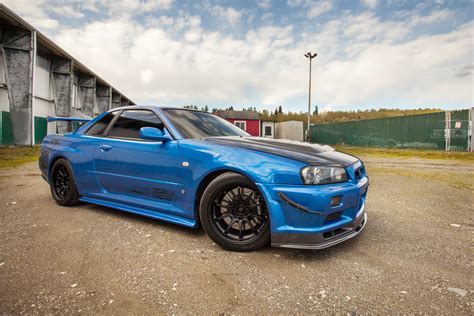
[0,157,472,314]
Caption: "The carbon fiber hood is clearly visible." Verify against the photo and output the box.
[204,136,359,167]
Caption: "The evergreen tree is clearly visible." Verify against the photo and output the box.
[278,105,283,113]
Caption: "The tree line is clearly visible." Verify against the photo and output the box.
[183,105,443,124]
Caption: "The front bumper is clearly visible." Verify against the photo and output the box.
[257,163,369,250]
[271,207,367,249]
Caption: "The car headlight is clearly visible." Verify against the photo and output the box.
[300,166,348,185]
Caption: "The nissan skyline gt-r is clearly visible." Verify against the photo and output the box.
[39,106,368,252]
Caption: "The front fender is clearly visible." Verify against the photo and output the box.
[176,139,306,217]
[178,139,305,185]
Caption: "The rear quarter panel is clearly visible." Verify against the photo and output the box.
[40,133,100,195]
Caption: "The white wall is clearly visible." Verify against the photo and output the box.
[0,87,9,113]
[33,65,56,135]
[275,121,304,141]
[34,66,52,100]
[0,52,9,112]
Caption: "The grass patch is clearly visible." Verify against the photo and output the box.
[334,145,474,163]
[368,166,473,190]
[0,146,40,169]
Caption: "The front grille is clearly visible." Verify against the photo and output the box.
[323,227,346,239]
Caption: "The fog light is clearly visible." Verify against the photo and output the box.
[330,195,341,207]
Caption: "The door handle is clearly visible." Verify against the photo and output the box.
[99,144,112,152]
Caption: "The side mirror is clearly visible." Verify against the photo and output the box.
[139,127,172,142]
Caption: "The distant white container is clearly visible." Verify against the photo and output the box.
[261,121,275,138]
[275,120,304,141]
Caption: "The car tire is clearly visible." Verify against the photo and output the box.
[50,158,80,206]
[199,172,270,252]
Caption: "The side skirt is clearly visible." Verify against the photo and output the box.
[79,196,197,228]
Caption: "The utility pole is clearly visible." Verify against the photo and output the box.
[305,52,317,142]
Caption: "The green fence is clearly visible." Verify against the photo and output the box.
[34,116,47,144]
[309,110,471,151]
[0,111,14,145]
[1,111,48,145]
[448,110,470,151]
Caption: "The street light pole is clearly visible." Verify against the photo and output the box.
[304,52,317,142]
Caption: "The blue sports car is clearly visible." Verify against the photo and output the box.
[39,106,368,251]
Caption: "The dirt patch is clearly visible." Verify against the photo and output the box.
[0,158,472,314]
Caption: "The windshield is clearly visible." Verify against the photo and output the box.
[163,109,250,139]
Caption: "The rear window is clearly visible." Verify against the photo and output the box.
[86,112,117,136]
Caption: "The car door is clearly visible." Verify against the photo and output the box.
[93,109,183,214]
[74,111,120,196]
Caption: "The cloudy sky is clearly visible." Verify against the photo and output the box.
[3,0,473,112]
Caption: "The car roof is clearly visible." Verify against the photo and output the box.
[109,105,205,113]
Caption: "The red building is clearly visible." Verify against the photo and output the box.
[213,110,261,136]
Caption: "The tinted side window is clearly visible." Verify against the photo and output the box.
[86,112,117,136]
[107,110,164,139]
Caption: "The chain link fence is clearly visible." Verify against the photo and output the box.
[309,109,472,151]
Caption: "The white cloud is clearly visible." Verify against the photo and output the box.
[50,10,472,110]
[89,0,173,16]
[2,0,59,30]
[343,12,410,45]
[361,0,378,9]
[140,69,154,83]
[209,5,243,26]
[51,6,84,19]
[287,0,334,18]
[307,1,333,18]
[11,2,464,111]
[315,22,473,107]
[258,0,272,10]
[409,9,452,26]
[287,0,304,7]
[141,0,173,11]
[260,12,273,25]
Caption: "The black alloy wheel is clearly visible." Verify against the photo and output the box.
[212,186,268,242]
[200,172,270,251]
[53,165,70,200]
[50,159,80,206]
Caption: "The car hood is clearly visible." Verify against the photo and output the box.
[203,136,359,167]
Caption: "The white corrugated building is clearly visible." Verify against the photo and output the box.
[0,4,134,145]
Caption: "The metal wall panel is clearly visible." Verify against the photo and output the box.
[0,50,5,85]
[34,66,51,99]
[0,87,9,112]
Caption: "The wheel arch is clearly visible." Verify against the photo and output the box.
[193,168,262,224]
[48,155,74,182]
